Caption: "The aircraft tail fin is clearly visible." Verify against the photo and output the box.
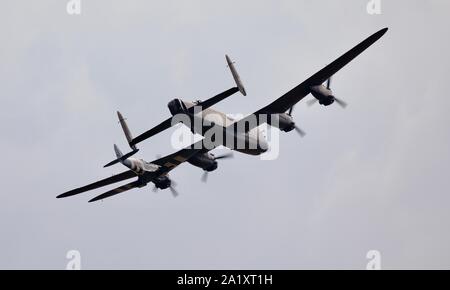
[104,144,138,168]
[226,54,246,96]
[114,144,123,159]
[103,111,140,168]
[117,111,137,150]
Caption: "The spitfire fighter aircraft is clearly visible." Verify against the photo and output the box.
[58,56,246,202]
[57,111,232,202]
[58,28,387,202]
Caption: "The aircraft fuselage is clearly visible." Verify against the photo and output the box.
[182,101,268,156]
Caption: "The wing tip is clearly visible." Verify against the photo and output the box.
[56,192,71,199]
[88,195,106,202]
[375,27,389,39]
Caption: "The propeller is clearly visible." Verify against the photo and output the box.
[288,106,294,116]
[334,97,348,108]
[152,177,179,197]
[201,152,234,183]
[201,171,209,183]
[308,77,347,108]
[294,126,306,137]
[328,76,347,108]
[307,98,318,107]
[287,106,306,137]
[169,186,179,198]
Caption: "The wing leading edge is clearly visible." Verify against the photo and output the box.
[231,28,388,132]
[57,140,207,200]
[57,170,137,198]
[130,87,239,146]
[88,181,142,202]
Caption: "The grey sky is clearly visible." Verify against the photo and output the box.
[1,0,450,269]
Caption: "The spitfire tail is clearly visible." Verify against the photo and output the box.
[117,111,137,150]
[104,144,137,168]
[103,111,140,168]
[114,144,123,159]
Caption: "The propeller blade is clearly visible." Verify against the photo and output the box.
[169,186,179,197]
[334,97,347,108]
[201,171,209,183]
[288,106,295,115]
[294,126,306,137]
[307,98,318,107]
[327,77,332,89]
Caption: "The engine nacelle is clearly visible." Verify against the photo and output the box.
[277,113,296,132]
[310,85,335,106]
[168,99,188,116]
[188,153,218,172]
[153,175,171,190]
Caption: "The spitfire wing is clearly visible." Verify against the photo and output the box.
[88,181,142,202]
[57,170,137,198]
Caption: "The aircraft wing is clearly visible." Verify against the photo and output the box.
[130,87,239,146]
[57,170,137,198]
[58,139,208,201]
[149,139,208,174]
[88,180,142,202]
[130,117,173,147]
[231,28,388,132]
[86,140,208,202]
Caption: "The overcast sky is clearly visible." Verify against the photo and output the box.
[1,0,449,269]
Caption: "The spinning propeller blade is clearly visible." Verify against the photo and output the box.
[295,126,306,137]
[200,151,234,183]
[201,171,209,183]
[286,105,306,137]
[334,97,347,108]
[307,98,318,106]
[169,186,179,198]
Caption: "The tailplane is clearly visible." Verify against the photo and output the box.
[104,144,138,168]
[117,111,137,150]
[104,111,139,168]
[114,144,123,159]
